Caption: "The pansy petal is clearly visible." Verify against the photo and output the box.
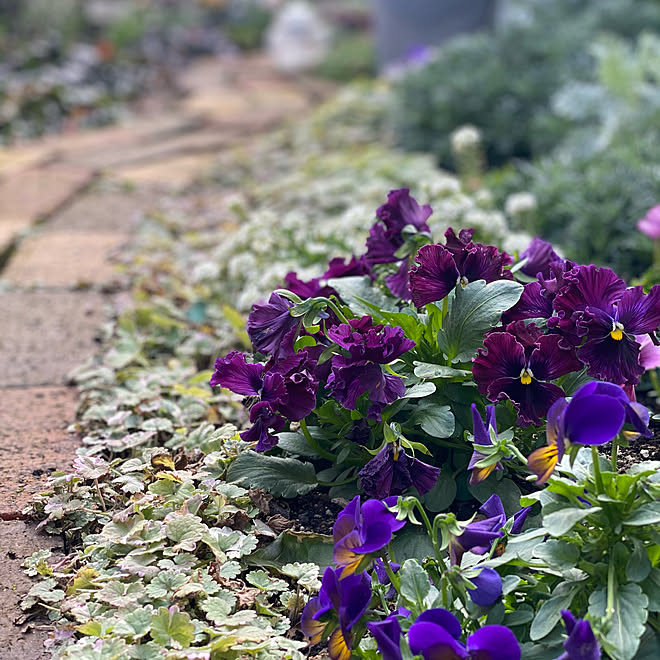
[564,393,625,446]
[385,259,413,300]
[529,334,582,382]
[503,281,554,322]
[563,620,601,660]
[377,188,433,232]
[300,596,328,642]
[461,243,512,284]
[466,625,521,660]
[416,609,462,640]
[328,627,352,660]
[466,567,503,606]
[528,444,559,484]
[409,244,459,307]
[367,617,403,660]
[210,351,264,394]
[473,333,526,397]
[617,285,660,334]
[578,333,645,385]
[408,621,468,659]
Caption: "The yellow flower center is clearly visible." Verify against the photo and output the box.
[458,276,469,289]
[610,322,625,341]
[520,367,533,385]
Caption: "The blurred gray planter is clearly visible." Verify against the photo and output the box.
[372,0,496,70]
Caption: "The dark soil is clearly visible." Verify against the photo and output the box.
[269,493,345,536]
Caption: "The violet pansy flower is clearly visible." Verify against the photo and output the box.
[300,566,371,660]
[367,615,403,660]
[408,608,521,660]
[332,496,406,578]
[528,381,651,484]
[358,443,440,499]
[473,329,582,426]
[468,403,507,485]
[465,566,503,607]
[555,610,601,660]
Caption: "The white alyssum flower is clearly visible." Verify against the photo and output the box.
[450,125,482,154]
[505,192,537,218]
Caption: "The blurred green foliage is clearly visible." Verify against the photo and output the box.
[315,32,376,81]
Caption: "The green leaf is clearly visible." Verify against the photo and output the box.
[623,501,660,526]
[327,276,398,316]
[150,606,195,648]
[201,592,237,623]
[226,452,318,498]
[112,608,153,639]
[437,280,523,362]
[589,583,648,660]
[399,559,431,609]
[469,477,522,517]
[626,539,652,582]
[403,382,437,398]
[533,540,580,571]
[145,571,188,598]
[413,362,471,379]
[280,563,321,590]
[276,431,320,458]
[166,514,207,552]
[636,627,660,660]
[422,467,457,512]
[530,582,581,640]
[62,638,129,660]
[641,567,660,612]
[246,570,289,591]
[542,507,601,537]
[247,530,334,570]
[389,526,435,564]
[410,401,455,438]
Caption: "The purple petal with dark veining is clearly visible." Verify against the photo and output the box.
[210,350,264,394]
[409,244,459,307]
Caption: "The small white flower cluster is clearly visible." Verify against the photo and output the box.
[450,124,482,154]
[505,192,538,218]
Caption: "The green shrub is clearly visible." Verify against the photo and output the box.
[315,32,376,81]
[391,0,660,169]
[493,135,660,280]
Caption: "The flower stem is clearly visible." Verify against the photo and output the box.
[591,446,604,495]
[509,444,528,467]
[606,560,616,620]
[610,434,620,472]
[381,555,401,592]
[299,419,335,462]
[325,299,350,325]
[414,501,448,573]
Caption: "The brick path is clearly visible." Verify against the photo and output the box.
[0,54,333,658]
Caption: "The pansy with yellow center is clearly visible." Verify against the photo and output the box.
[528,381,651,484]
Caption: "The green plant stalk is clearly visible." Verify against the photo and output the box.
[606,560,616,620]
[591,446,605,495]
[381,554,401,592]
[509,444,529,466]
[610,433,620,472]
[299,419,335,462]
[325,299,350,325]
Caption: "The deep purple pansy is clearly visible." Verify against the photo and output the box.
[555,610,601,660]
[519,237,562,278]
[333,496,406,578]
[450,495,506,566]
[367,615,403,660]
[358,443,441,499]
[326,317,415,419]
[247,292,299,359]
[473,330,582,426]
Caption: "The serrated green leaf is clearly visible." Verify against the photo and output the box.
[201,592,237,623]
[280,563,321,590]
[437,280,523,362]
[166,514,207,552]
[246,570,288,591]
[150,606,195,648]
[112,607,153,639]
[410,401,455,438]
[145,571,188,598]
[589,583,648,660]
[226,451,318,498]
[399,559,431,609]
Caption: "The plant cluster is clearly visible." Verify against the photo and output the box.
[209,188,660,658]
[391,0,660,168]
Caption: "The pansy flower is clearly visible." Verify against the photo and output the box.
[210,350,318,451]
[528,381,651,484]
[464,566,503,607]
[367,615,403,660]
[519,237,562,278]
[365,188,433,298]
[326,317,415,419]
[450,495,530,566]
[408,608,521,660]
[556,610,601,660]
[473,328,582,425]
[358,443,440,499]
[409,230,512,308]
[332,496,406,578]
[301,566,372,660]
[247,292,299,359]
[468,403,508,485]
[552,265,660,384]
